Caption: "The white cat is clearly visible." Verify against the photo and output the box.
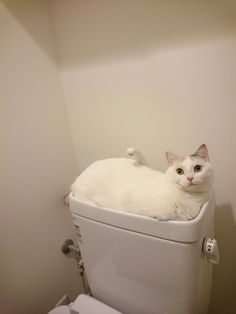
[71,145,213,221]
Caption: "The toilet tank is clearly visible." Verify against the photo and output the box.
[69,194,215,314]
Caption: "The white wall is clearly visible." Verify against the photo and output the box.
[51,1,236,313]
[0,1,83,313]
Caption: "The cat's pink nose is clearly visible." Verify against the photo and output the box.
[187,177,193,182]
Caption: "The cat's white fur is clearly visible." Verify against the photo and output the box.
[71,145,213,220]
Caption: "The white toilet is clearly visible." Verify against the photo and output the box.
[49,193,219,314]
[49,294,122,314]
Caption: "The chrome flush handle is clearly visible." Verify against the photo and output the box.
[203,238,220,264]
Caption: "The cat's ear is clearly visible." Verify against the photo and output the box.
[166,151,179,166]
[193,144,209,161]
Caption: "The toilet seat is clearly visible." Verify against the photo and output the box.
[48,294,122,314]
[71,294,122,314]
[48,305,70,314]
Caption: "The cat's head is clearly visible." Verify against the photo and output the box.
[165,144,213,193]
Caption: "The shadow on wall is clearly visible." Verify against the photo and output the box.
[209,204,236,313]
[3,0,236,68]
[50,0,236,69]
[2,0,57,64]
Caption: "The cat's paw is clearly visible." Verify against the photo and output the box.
[148,212,173,221]
[149,214,159,220]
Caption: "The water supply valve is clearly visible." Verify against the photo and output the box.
[61,239,80,255]
[203,237,220,264]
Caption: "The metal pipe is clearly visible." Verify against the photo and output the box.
[61,238,92,296]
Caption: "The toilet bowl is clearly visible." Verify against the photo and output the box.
[48,294,122,314]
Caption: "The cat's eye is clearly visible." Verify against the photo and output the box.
[194,165,202,172]
[176,168,184,175]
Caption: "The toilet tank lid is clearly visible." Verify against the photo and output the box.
[71,294,122,314]
[69,193,215,243]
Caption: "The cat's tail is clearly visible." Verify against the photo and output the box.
[126,148,148,165]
